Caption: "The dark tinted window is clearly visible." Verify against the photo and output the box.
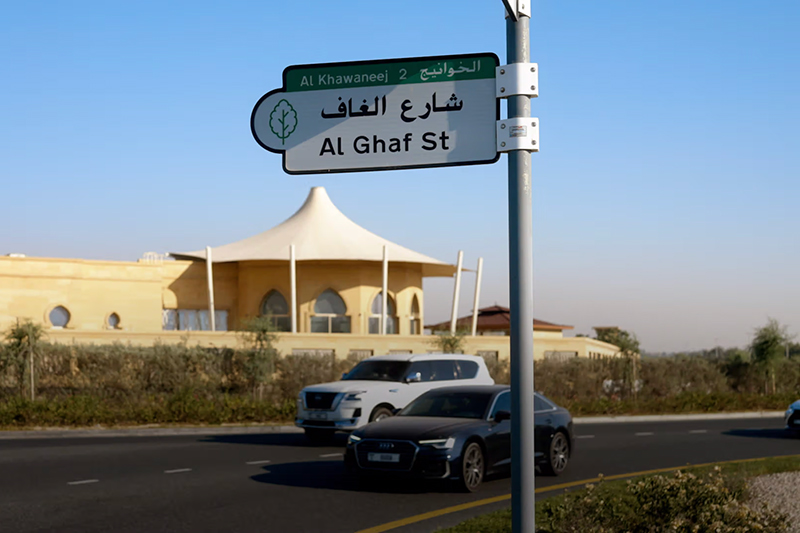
[343,361,410,382]
[407,360,434,382]
[454,360,479,379]
[431,360,457,381]
[534,394,554,412]
[489,391,511,418]
[400,391,493,419]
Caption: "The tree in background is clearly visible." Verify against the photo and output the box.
[595,327,641,399]
[240,316,280,399]
[2,319,44,398]
[430,329,468,354]
[750,317,794,394]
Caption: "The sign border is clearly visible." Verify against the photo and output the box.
[250,52,501,175]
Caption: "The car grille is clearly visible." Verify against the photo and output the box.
[304,392,338,410]
[355,440,417,471]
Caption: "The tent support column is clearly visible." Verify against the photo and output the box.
[382,245,388,335]
[450,250,464,335]
[290,244,297,333]
[471,257,483,336]
[205,246,216,332]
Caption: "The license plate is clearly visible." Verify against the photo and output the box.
[308,412,328,420]
[368,452,400,463]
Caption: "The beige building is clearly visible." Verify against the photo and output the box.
[0,187,620,361]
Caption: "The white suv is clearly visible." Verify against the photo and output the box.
[295,353,494,441]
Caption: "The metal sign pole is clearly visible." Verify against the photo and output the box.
[506,4,535,533]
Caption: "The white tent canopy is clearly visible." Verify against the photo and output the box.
[171,187,456,277]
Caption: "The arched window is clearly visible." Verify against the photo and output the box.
[311,289,350,333]
[368,291,398,334]
[410,295,421,335]
[49,306,70,328]
[107,312,121,330]
[260,290,291,332]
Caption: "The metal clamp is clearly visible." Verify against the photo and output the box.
[502,0,531,20]
[496,63,538,99]
[497,118,539,153]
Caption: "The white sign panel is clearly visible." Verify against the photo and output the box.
[251,53,499,174]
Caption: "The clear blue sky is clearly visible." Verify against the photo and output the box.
[2,1,798,352]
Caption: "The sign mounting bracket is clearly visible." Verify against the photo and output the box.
[496,63,538,98]
[497,117,539,153]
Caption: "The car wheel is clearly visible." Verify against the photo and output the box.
[458,442,485,492]
[541,431,569,476]
[304,428,335,443]
[370,406,393,422]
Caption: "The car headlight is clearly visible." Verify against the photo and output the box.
[343,391,367,401]
[419,437,456,450]
[347,434,362,445]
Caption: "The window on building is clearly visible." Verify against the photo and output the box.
[162,309,228,331]
[410,295,421,335]
[368,291,398,334]
[260,290,291,332]
[107,313,120,330]
[544,351,578,362]
[292,348,335,357]
[311,289,350,333]
[49,306,71,328]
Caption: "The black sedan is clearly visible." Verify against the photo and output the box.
[343,385,574,492]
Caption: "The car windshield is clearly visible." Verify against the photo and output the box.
[400,391,493,419]
[342,360,411,382]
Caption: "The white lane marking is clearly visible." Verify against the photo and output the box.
[689,429,708,434]
[164,468,192,474]
[246,460,272,465]
[576,435,595,439]
[635,432,654,436]
[320,453,343,458]
[67,479,99,486]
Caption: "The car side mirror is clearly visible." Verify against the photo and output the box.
[494,410,511,423]
[391,408,402,415]
[405,371,422,383]
[341,372,348,380]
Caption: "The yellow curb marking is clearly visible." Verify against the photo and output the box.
[353,454,800,533]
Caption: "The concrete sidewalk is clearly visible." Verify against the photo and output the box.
[0,411,787,439]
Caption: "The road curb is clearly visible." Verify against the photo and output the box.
[0,411,787,439]
[573,411,785,424]
[0,424,304,440]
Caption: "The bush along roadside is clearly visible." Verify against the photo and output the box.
[0,393,297,427]
[2,317,800,427]
[436,456,800,533]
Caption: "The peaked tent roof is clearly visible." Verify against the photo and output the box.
[171,187,456,277]
[425,305,574,332]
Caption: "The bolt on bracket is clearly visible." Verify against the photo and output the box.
[497,118,539,153]
[496,63,538,99]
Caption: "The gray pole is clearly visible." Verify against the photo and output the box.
[506,9,536,533]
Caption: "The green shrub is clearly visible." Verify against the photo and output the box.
[537,468,788,533]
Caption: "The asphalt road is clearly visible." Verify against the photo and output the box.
[0,417,797,533]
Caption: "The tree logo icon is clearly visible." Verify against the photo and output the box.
[269,99,298,145]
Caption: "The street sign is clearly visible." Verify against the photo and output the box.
[251,53,499,174]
